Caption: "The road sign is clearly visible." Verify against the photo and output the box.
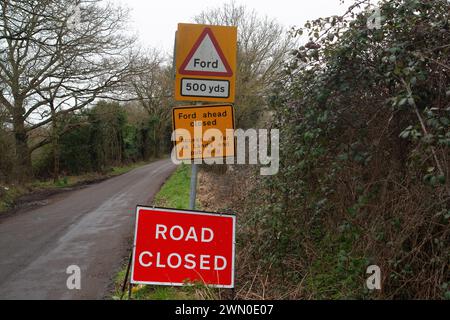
[172,104,236,161]
[131,206,236,288]
[181,78,230,99]
[175,23,237,103]
[179,28,233,77]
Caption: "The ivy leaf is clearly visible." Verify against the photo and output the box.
[399,130,410,139]
[399,98,408,106]
[440,117,449,126]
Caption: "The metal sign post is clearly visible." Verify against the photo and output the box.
[189,101,202,210]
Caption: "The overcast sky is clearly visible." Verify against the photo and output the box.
[110,0,351,54]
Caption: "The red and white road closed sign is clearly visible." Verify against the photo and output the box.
[131,206,236,288]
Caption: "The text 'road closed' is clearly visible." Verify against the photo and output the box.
[131,207,236,288]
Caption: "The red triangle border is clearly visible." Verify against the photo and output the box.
[179,27,233,77]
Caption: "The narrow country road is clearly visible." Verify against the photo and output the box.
[0,159,176,300]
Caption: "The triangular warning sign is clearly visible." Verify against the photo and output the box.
[179,28,233,77]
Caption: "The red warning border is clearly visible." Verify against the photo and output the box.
[179,27,233,77]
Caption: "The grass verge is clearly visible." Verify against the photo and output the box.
[0,161,150,215]
[153,163,191,209]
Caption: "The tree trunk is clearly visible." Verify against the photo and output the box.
[51,105,60,183]
[12,105,32,182]
[141,127,150,161]
[153,125,158,158]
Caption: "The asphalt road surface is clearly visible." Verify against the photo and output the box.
[0,159,176,300]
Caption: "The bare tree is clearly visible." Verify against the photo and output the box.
[0,0,137,181]
[129,50,173,157]
[195,2,293,127]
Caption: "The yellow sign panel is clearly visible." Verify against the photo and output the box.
[175,23,237,103]
[172,105,236,160]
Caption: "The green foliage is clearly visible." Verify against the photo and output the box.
[306,230,370,299]
[1,99,171,183]
[0,128,15,183]
[238,0,450,299]
[58,117,93,175]
[30,101,168,179]
[0,185,26,213]
[89,102,127,170]
[54,177,69,187]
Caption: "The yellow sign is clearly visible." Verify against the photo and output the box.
[175,23,237,103]
[172,105,236,160]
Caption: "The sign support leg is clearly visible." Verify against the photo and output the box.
[128,283,133,300]
[189,163,198,210]
[120,251,133,300]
